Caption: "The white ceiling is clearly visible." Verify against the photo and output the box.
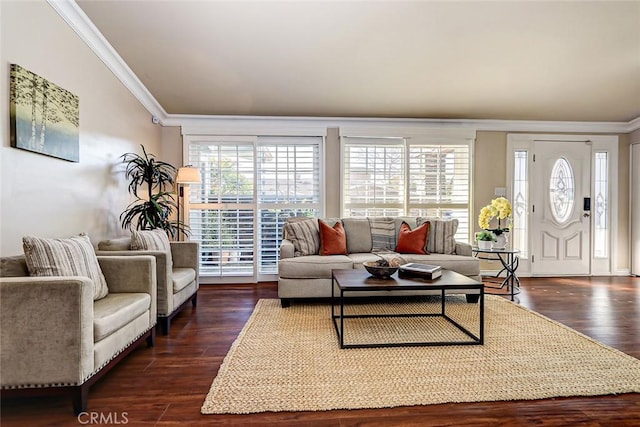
[76,1,640,123]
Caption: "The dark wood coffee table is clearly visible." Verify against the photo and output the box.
[331,269,484,349]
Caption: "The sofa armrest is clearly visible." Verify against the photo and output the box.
[0,277,94,386]
[280,239,295,259]
[97,255,157,323]
[455,241,473,256]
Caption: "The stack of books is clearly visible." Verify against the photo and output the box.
[398,263,442,280]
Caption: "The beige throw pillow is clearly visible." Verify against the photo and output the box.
[418,218,459,255]
[131,229,173,269]
[22,234,109,300]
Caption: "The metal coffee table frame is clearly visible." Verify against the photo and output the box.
[331,269,484,349]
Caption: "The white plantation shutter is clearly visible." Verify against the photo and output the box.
[186,136,322,280]
[408,144,471,242]
[257,138,322,275]
[342,137,471,243]
[342,138,405,217]
[187,139,256,277]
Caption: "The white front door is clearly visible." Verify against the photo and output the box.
[531,141,591,275]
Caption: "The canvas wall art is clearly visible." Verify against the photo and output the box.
[9,64,79,162]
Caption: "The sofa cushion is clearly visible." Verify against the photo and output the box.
[173,267,196,293]
[0,255,28,277]
[419,218,459,254]
[93,292,151,342]
[348,253,401,269]
[319,220,348,256]
[97,237,131,251]
[22,234,109,300]
[283,218,320,256]
[279,255,353,279]
[400,253,480,277]
[395,221,430,254]
[369,217,396,251]
[342,218,373,253]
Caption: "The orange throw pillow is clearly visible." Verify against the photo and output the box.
[395,221,430,254]
[319,220,348,255]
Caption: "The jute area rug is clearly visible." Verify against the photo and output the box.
[201,296,640,414]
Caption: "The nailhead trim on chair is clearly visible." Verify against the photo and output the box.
[1,324,156,389]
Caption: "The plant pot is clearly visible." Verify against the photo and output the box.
[492,233,508,250]
[477,240,492,250]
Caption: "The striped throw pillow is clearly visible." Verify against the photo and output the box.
[22,234,109,300]
[131,229,171,252]
[419,218,459,255]
[131,229,173,269]
[283,219,320,256]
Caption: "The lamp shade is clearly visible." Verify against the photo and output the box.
[176,166,202,184]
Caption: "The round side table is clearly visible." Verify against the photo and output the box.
[472,248,521,301]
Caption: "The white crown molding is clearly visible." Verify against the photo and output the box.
[625,116,640,133]
[47,0,167,123]
[53,1,640,134]
[170,114,640,135]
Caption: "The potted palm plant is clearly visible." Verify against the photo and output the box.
[119,145,188,238]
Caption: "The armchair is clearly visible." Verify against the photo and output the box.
[97,238,199,335]
[0,254,157,414]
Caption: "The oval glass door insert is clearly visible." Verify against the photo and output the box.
[549,157,574,223]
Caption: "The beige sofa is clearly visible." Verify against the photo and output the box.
[0,254,157,414]
[97,238,199,335]
[278,217,481,307]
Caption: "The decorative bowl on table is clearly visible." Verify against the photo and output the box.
[363,261,399,279]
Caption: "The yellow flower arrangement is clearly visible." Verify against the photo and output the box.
[478,197,512,235]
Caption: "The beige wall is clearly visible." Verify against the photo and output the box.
[160,126,183,167]
[325,127,341,217]
[0,1,161,256]
[474,131,508,223]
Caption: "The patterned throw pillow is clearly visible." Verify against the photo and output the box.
[418,218,459,254]
[395,221,430,254]
[318,220,348,256]
[131,229,173,269]
[283,219,320,256]
[22,234,109,300]
[131,229,171,252]
[369,217,396,251]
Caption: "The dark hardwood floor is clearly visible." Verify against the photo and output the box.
[1,277,639,426]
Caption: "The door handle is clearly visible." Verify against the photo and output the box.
[583,213,591,218]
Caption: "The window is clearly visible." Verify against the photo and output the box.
[342,137,471,242]
[186,136,322,280]
[408,144,471,241]
[594,152,608,258]
[549,157,575,224]
[512,150,529,258]
[342,139,405,217]
[257,140,322,274]
[187,140,256,277]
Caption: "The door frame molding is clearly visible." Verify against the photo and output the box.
[507,133,619,276]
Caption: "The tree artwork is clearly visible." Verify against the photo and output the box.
[9,64,80,162]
